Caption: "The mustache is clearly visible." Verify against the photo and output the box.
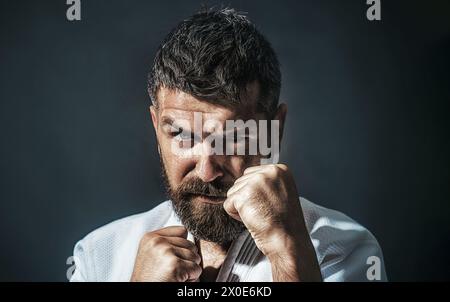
[175,177,233,198]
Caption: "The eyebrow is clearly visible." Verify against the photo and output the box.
[160,116,184,130]
[161,116,251,136]
[160,116,175,126]
[160,116,192,136]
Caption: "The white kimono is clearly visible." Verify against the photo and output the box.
[70,197,387,282]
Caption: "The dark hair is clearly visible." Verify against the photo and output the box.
[148,7,281,114]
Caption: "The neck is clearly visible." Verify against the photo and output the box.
[197,239,231,282]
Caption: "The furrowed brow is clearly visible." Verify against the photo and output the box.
[160,116,174,126]
[160,116,189,133]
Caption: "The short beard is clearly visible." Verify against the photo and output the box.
[160,159,245,245]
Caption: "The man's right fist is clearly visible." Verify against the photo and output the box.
[130,226,202,282]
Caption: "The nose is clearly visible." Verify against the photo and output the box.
[195,153,223,183]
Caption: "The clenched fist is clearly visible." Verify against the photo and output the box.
[130,226,202,282]
[224,164,322,281]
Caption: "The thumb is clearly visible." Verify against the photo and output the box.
[223,197,242,222]
[156,225,188,238]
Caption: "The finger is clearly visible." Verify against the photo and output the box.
[226,180,247,197]
[233,171,265,184]
[243,165,265,175]
[173,247,201,265]
[275,163,289,172]
[178,259,202,282]
[166,237,198,252]
[223,197,242,221]
[155,226,188,238]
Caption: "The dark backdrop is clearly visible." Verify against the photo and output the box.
[1,0,449,281]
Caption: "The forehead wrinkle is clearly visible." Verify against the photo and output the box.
[156,85,261,118]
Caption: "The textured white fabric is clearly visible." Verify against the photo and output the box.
[70,197,387,282]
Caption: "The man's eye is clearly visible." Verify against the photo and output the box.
[171,129,192,141]
[177,132,192,140]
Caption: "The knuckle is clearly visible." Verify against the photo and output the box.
[139,232,155,247]
[191,251,201,263]
[252,173,266,183]
[141,232,154,242]
[185,250,195,259]
[186,242,198,252]
[174,264,188,281]
[161,244,175,256]
[257,172,267,179]
[224,198,235,211]
[193,264,202,276]
[268,164,279,173]
[148,235,165,247]
[268,165,281,176]
[276,163,289,172]
[253,173,270,186]
[223,197,231,207]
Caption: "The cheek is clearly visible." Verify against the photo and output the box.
[160,150,195,184]
[156,135,184,181]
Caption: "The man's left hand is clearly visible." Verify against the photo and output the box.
[223,164,322,282]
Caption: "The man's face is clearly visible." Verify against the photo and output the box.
[150,84,267,244]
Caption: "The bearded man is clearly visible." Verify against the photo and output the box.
[70,8,386,282]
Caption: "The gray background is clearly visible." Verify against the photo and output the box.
[1,0,449,281]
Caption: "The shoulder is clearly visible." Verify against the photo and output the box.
[300,197,378,248]
[300,197,387,281]
[70,201,175,281]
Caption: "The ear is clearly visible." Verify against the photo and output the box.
[273,103,287,143]
[149,105,162,155]
[150,105,158,131]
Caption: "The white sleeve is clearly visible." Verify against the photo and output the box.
[321,239,387,282]
[69,239,94,282]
